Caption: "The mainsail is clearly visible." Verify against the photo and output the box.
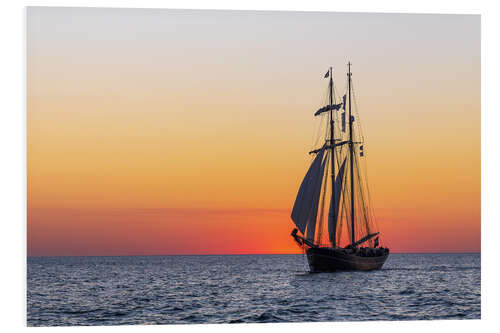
[291,146,327,235]
[328,157,347,245]
[305,153,328,241]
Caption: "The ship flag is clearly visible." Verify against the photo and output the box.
[324,70,329,78]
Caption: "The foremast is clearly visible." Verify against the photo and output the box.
[328,67,336,248]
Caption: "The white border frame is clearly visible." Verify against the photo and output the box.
[2,1,498,332]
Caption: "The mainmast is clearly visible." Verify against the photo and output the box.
[348,62,355,245]
[328,67,336,248]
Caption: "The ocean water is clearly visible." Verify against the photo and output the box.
[27,253,480,326]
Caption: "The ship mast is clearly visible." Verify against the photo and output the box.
[328,67,336,248]
[348,62,355,245]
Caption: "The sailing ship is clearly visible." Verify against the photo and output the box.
[290,63,389,272]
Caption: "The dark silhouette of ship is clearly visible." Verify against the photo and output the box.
[290,63,389,272]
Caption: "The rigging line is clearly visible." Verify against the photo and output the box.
[349,79,376,240]
[313,79,341,247]
[315,74,348,247]
[310,84,330,151]
[333,83,341,101]
[311,111,327,151]
[316,151,330,245]
[351,156,362,241]
[334,143,349,242]
[330,144,344,247]
[345,173,353,244]
[318,76,343,247]
[311,88,328,150]
[337,156,351,246]
[353,153,370,236]
[339,154,353,245]
[354,154,368,222]
[356,154,375,241]
[350,80,380,233]
[351,81,366,143]
[345,72,377,245]
[361,150,380,232]
[337,180,346,247]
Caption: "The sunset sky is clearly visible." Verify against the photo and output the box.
[27,7,480,256]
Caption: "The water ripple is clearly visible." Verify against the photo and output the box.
[27,253,480,326]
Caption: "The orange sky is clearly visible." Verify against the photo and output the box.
[27,8,480,256]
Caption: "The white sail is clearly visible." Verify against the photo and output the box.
[328,157,347,245]
[305,153,328,242]
[291,146,326,234]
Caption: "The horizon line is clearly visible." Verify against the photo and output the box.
[27,251,481,258]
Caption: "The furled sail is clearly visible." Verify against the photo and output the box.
[291,146,327,234]
[305,153,328,242]
[314,103,342,116]
[328,157,347,245]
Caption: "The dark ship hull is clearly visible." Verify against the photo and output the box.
[306,247,388,272]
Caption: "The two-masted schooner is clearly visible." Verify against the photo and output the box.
[290,63,389,272]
